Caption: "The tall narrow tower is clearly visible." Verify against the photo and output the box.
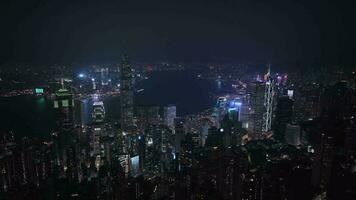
[250,81,265,137]
[53,79,75,132]
[262,64,274,132]
[120,55,134,130]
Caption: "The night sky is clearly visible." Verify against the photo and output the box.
[0,0,355,65]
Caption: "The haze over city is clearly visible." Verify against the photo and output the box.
[0,1,356,200]
[1,0,355,65]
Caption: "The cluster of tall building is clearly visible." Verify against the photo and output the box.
[1,60,356,199]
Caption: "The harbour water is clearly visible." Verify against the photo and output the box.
[0,71,223,139]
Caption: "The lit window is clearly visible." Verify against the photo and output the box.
[54,101,59,108]
[62,100,69,107]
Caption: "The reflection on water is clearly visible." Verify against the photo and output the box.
[0,71,224,139]
[36,96,46,111]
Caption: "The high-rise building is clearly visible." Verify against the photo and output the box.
[136,105,160,127]
[263,66,274,132]
[200,119,210,147]
[76,100,86,127]
[101,68,109,86]
[293,83,321,122]
[273,96,294,141]
[163,105,176,129]
[240,101,250,129]
[120,55,134,130]
[92,101,105,124]
[311,134,334,190]
[90,100,106,162]
[248,81,265,137]
[248,66,275,137]
[311,81,356,197]
[284,123,301,146]
[53,87,75,132]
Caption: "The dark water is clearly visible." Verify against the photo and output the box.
[0,95,56,139]
[135,71,216,115]
[0,96,121,139]
[0,71,218,139]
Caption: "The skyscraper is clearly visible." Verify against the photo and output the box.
[53,87,75,132]
[248,66,275,138]
[163,105,176,130]
[249,81,265,137]
[263,65,274,132]
[284,123,301,146]
[120,55,134,130]
[101,68,109,86]
[273,96,294,141]
[92,101,105,124]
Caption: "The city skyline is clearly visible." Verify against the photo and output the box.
[1,1,356,200]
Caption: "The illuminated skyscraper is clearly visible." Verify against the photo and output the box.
[249,81,265,137]
[263,65,274,132]
[163,105,176,129]
[92,101,105,124]
[53,86,75,132]
[91,101,106,168]
[101,68,109,86]
[248,66,275,137]
[120,55,134,130]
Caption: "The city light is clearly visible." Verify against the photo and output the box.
[228,100,242,108]
[35,88,44,94]
[1,1,354,198]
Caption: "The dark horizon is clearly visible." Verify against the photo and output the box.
[1,0,356,66]
[1,2,356,198]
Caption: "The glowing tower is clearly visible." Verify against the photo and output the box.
[120,55,134,130]
[262,64,274,132]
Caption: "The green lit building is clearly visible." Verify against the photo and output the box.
[53,88,75,132]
